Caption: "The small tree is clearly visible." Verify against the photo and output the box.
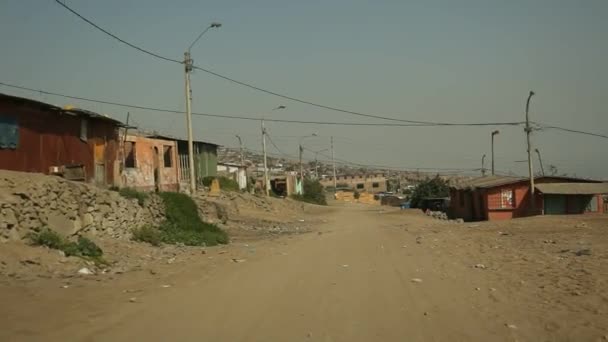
[409,176,449,208]
[292,179,327,205]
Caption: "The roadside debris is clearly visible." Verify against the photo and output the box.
[474,264,486,269]
[77,267,94,275]
[505,323,518,330]
[342,264,349,268]
[232,258,247,263]
[411,278,423,283]
[129,297,137,303]
[575,249,592,256]
[20,259,41,266]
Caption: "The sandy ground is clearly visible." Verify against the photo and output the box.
[1,203,607,342]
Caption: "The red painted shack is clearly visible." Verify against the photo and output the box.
[0,93,123,186]
[450,175,607,221]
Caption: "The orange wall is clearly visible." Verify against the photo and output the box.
[121,135,179,191]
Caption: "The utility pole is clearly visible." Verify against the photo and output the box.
[261,120,270,196]
[315,154,319,179]
[235,135,244,166]
[183,52,196,194]
[491,130,499,175]
[313,148,329,179]
[298,133,317,193]
[535,148,545,176]
[331,136,337,192]
[525,90,536,211]
[481,154,486,176]
[183,22,221,194]
[299,144,304,185]
[261,105,286,196]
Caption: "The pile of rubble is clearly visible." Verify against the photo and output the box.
[425,209,464,224]
[0,170,164,242]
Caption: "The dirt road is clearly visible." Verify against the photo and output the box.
[2,204,607,341]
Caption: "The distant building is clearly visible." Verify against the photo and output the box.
[217,162,248,190]
[320,174,388,193]
[0,93,123,186]
[450,175,608,221]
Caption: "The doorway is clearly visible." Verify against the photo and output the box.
[153,146,160,191]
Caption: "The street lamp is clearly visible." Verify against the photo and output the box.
[261,105,286,196]
[183,22,221,194]
[491,130,499,175]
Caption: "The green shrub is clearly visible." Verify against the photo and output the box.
[218,176,239,192]
[29,229,64,250]
[119,187,148,206]
[132,226,163,246]
[29,230,104,261]
[409,176,449,209]
[157,192,228,246]
[62,237,103,258]
[291,179,327,205]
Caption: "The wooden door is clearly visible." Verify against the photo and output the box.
[94,142,105,185]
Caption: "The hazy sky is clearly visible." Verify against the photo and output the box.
[1,0,607,178]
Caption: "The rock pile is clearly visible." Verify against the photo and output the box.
[0,170,165,242]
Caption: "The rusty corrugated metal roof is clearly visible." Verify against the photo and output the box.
[451,175,527,190]
[1,93,125,126]
[535,183,608,195]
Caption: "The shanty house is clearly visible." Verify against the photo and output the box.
[149,135,219,188]
[217,162,248,190]
[450,175,607,221]
[0,93,123,186]
[120,132,180,192]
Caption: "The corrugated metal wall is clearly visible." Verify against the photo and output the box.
[0,100,119,185]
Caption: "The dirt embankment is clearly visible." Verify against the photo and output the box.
[0,171,317,285]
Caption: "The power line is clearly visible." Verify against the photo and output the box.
[53,0,181,64]
[191,65,524,127]
[265,131,292,158]
[52,1,523,127]
[536,124,608,140]
[0,82,522,128]
[3,81,607,143]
